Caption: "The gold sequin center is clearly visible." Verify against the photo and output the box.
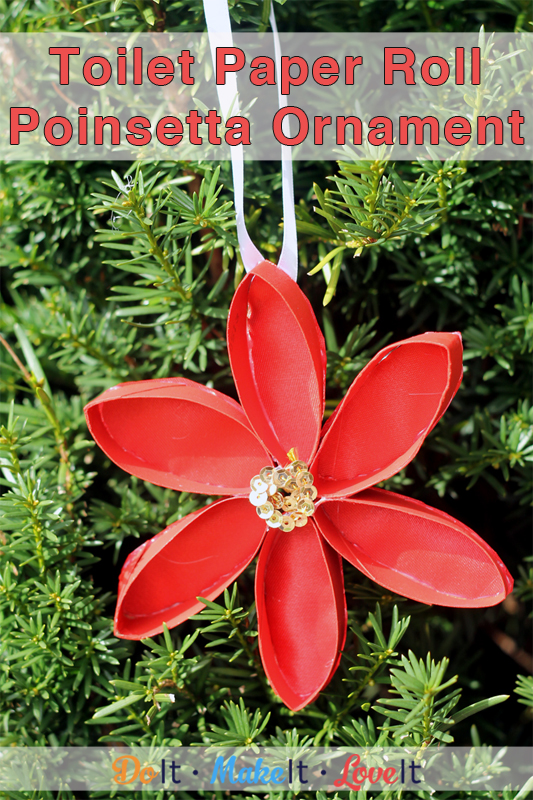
[249,452,317,530]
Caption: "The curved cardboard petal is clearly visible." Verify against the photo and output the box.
[115,498,266,638]
[255,520,346,710]
[312,332,463,497]
[228,261,326,466]
[316,489,513,607]
[85,378,272,495]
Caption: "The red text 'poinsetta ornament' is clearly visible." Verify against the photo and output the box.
[84,261,513,711]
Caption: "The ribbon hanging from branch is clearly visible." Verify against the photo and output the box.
[203,0,298,282]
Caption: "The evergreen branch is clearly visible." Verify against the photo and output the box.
[194,586,272,699]
[0,334,73,495]
[314,606,410,744]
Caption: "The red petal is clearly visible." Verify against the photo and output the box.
[255,520,346,710]
[84,378,271,494]
[312,333,463,497]
[227,261,326,465]
[115,498,266,638]
[315,489,513,607]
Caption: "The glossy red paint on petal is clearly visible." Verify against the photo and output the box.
[115,498,266,639]
[84,262,514,712]
[228,261,326,465]
[255,519,346,711]
[315,489,513,607]
[312,333,463,498]
[85,378,272,495]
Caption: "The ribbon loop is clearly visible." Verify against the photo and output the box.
[203,0,298,282]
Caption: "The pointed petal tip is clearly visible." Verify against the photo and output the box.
[504,568,514,595]
[494,559,514,602]
[255,521,346,710]
[84,378,271,495]
[113,615,154,641]
[316,491,513,609]
[115,499,266,640]
[281,688,323,713]
[313,332,463,497]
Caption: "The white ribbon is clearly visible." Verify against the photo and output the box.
[203,0,298,282]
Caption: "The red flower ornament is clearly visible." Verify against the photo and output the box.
[85,261,513,711]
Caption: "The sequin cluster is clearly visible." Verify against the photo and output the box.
[249,461,317,532]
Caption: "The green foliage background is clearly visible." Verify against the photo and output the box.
[0,1,532,799]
